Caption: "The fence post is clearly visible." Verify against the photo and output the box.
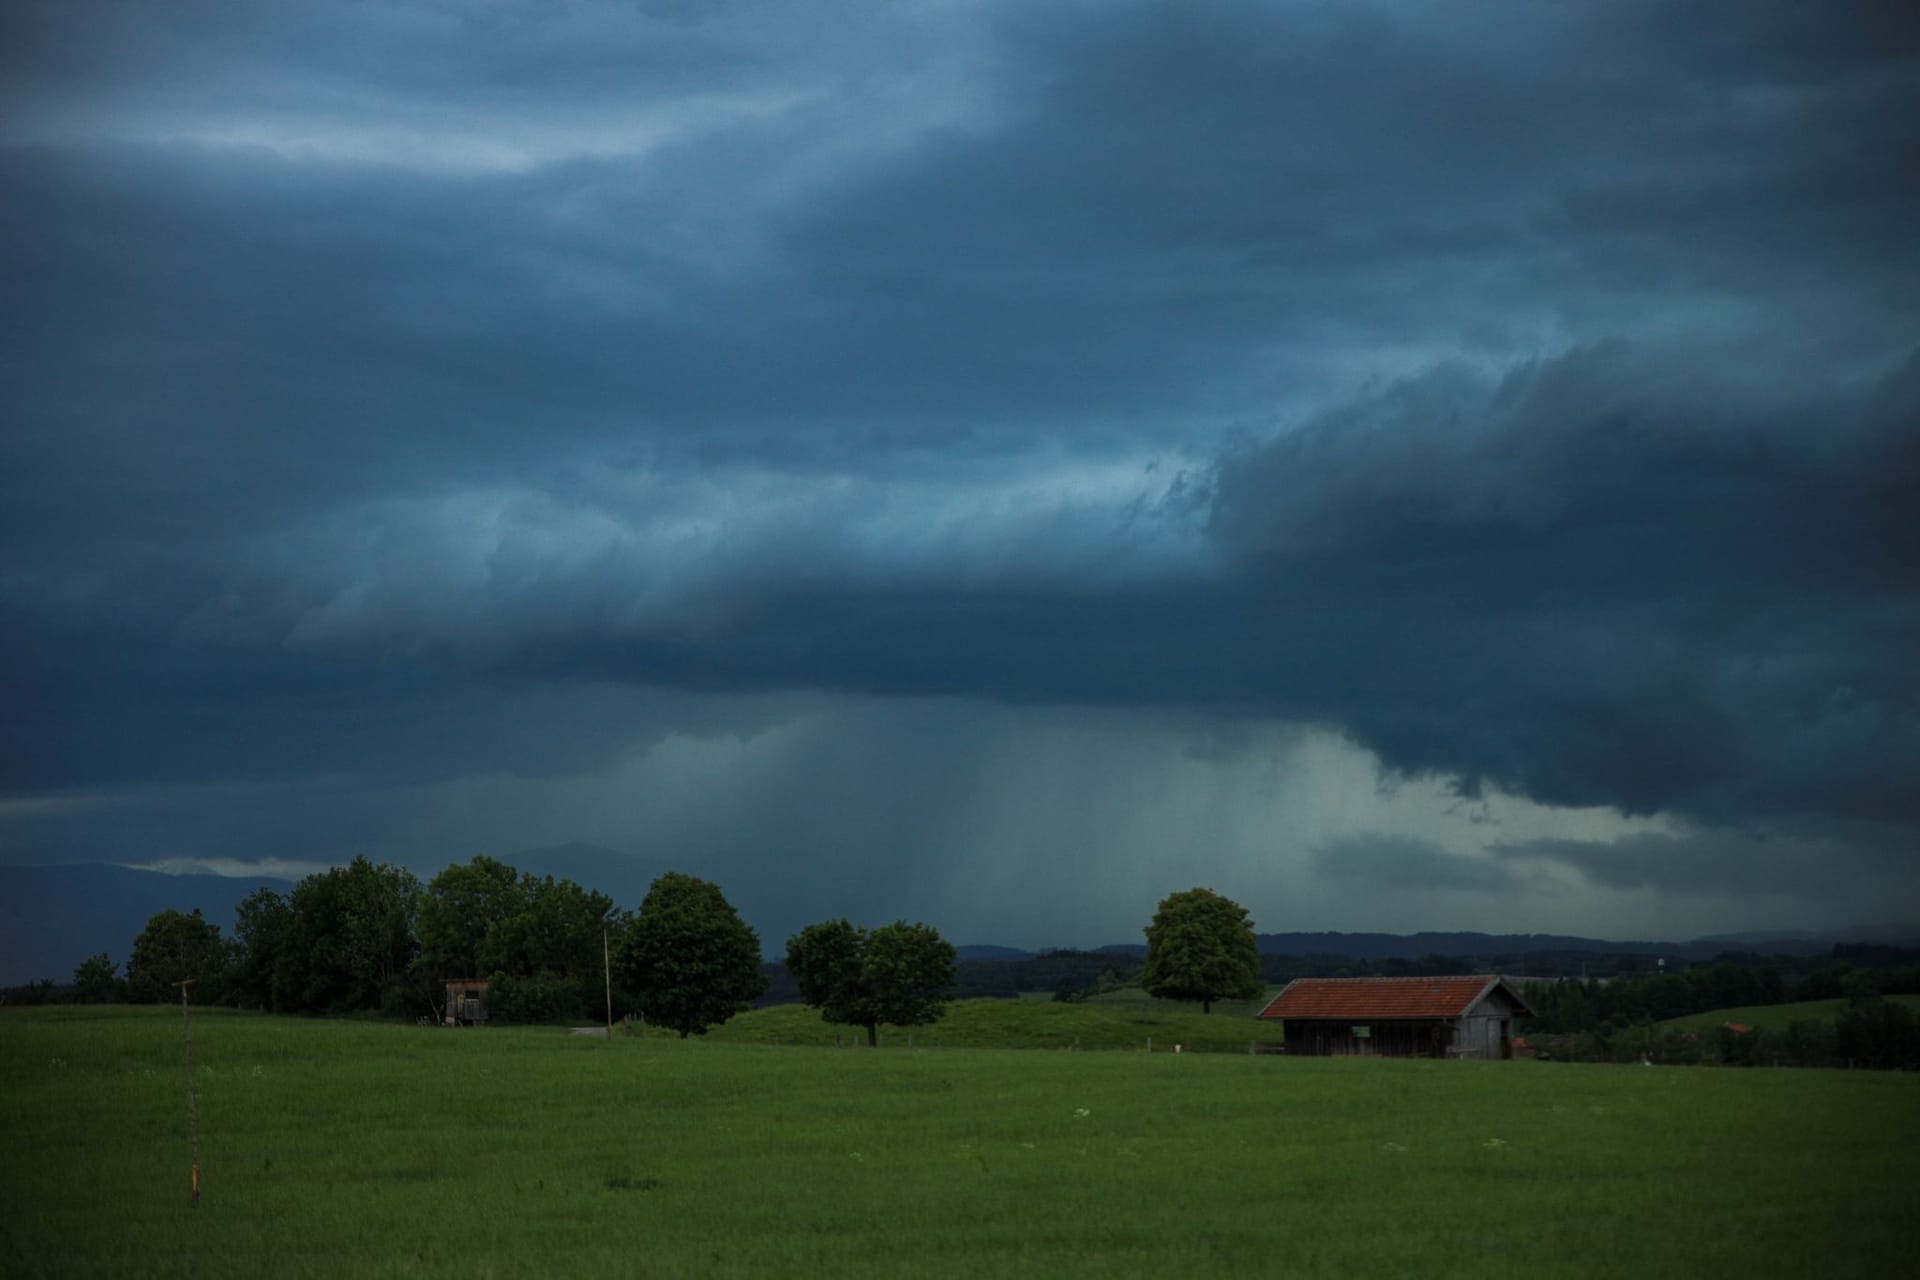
[179,979,200,1208]
[1147,1037,1153,1053]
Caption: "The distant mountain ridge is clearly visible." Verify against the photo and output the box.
[1246,930,1843,961]
[0,863,296,987]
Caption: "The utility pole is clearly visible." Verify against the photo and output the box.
[602,927,614,1042]
[179,979,200,1208]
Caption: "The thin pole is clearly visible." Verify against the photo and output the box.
[602,928,614,1042]
[179,979,200,1208]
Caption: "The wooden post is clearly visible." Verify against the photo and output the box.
[602,928,613,1042]
[179,979,200,1208]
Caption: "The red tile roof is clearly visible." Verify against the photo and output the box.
[1256,976,1530,1021]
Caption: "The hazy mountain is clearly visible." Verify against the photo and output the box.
[0,863,295,987]
[953,944,1034,961]
[1247,931,1843,961]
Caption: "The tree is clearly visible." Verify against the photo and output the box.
[417,857,619,1022]
[230,888,292,1011]
[416,856,524,983]
[1836,996,1920,1070]
[72,952,123,1003]
[1141,887,1263,1013]
[127,909,229,1003]
[619,873,765,1038]
[275,858,420,1014]
[785,919,956,1046]
[481,874,614,999]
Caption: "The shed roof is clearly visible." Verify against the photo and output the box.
[1256,976,1533,1021]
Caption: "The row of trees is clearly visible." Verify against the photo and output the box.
[1519,961,1920,1036]
[1526,996,1919,1071]
[81,856,972,1042]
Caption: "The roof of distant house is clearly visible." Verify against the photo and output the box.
[1256,976,1533,1021]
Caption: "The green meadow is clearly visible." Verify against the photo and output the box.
[1660,993,1920,1035]
[654,992,1271,1052]
[4,1006,1917,1279]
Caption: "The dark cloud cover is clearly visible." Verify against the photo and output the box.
[1311,834,1523,895]
[3,0,1917,936]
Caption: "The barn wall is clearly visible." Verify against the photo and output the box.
[1281,1019,1454,1058]
[1456,1015,1503,1058]
[1454,990,1521,1059]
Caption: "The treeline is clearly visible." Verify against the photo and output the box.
[1517,960,1920,1070]
[1522,999,1919,1071]
[37,857,626,1021]
[27,855,960,1041]
[1521,959,1920,1034]
[30,857,753,1027]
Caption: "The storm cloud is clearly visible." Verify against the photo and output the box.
[3,1,1917,942]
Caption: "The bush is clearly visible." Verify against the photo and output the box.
[488,971,590,1024]
[1835,998,1920,1071]
[1781,1019,1836,1068]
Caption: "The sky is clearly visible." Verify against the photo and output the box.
[3,0,1918,948]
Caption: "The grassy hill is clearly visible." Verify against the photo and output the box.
[5,1006,1918,1278]
[650,993,1278,1052]
[1660,993,1920,1035]
[1079,985,1280,1020]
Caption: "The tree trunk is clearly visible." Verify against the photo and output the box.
[866,1023,878,1048]
[1203,999,1212,1014]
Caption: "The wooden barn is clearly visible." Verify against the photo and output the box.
[443,979,490,1027]
[1256,976,1532,1060]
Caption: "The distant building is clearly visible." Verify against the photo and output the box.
[444,979,490,1026]
[1256,976,1532,1059]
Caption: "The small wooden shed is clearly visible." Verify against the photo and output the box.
[1256,976,1532,1060]
[443,979,490,1027]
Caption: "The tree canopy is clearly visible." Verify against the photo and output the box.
[275,858,421,1015]
[1141,887,1263,1013]
[127,908,229,1003]
[785,919,956,1046]
[619,872,766,1038]
[71,952,123,1004]
[417,856,618,1022]
[230,887,293,1011]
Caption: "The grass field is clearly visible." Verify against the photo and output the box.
[683,993,1274,1052]
[1660,993,1920,1035]
[4,1006,1918,1278]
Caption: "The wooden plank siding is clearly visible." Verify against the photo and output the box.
[1282,1018,1454,1058]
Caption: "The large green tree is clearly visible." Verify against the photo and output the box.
[275,858,421,1014]
[785,919,956,1046]
[230,887,293,1011]
[417,857,618,1022]
[127,908,230,1003]
[1141,887,1263,1013]
[619,873,766,1037]
[416,856,526,982]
